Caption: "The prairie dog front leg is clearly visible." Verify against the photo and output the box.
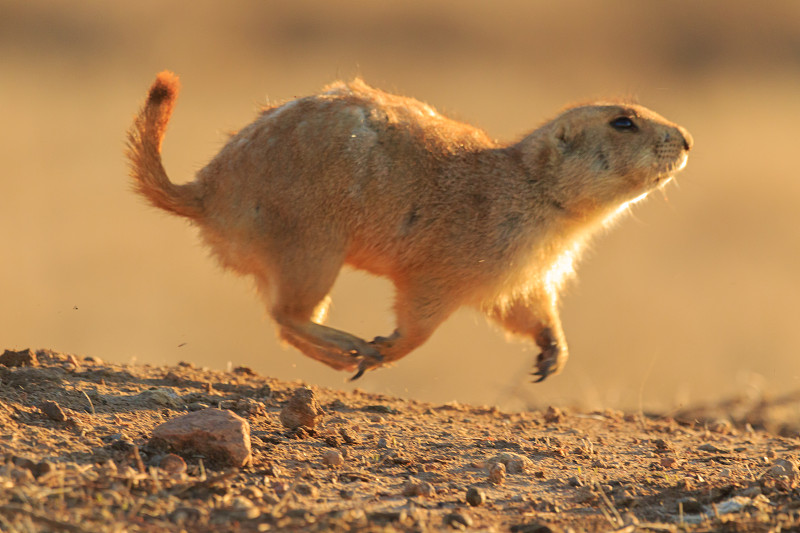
[350,280,460,379]
[486,296,569,382]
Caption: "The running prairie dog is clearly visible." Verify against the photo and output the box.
[126,72,692,382]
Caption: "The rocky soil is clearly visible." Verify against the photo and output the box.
[1,348,800,532]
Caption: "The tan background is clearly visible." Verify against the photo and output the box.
[2,1,799,412]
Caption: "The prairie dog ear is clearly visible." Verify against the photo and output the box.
[550,121,580,154]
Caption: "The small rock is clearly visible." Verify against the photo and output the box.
[322,449,344,467]
[324,433,344,447]
[105,433,136,453]
[709,418,733,434]
[295,483,319,498]
[227,496,260,520]
[188,402,210,412]
[159,453,187,475]
[402,479,435,497]
[163,371,182,382]
[232,366,255,375]
[279,387,323,430]
[487,452,533,474]
[241,486,263,500]
[0,349,38,367]
[767,458,798,480]
[136,388,184,409]
[271,481,291,495]
[170,506,203,525]
[697,443,730,453]
[220,398,266,417]
[543,406,563,424]
[465,486,486,506]
[368,510,407,523]
[653,438,672,452]
[339,427,360,445]
[445,512,473,529]
[363,404,399,414]
[660,457,679,468]
[261,490,281,505]
[488,462,506,485]
[150,408,251,468]
[31,461,54,478]
[40,400,67,422]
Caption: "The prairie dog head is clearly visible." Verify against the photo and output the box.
[522,103,692,217]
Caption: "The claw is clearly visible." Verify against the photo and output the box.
[531,345,557,383]
[532,371,548,384]
[348,346,384,381]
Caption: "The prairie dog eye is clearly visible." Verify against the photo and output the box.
[609,116,637,131]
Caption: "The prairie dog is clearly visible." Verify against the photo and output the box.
[126,72,692,382]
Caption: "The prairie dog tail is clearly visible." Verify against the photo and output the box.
[126,71,203,219]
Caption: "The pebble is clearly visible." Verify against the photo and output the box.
[697,443,730,453]
[170,506,203,525]
[241,486,263,501]
[136,388,184,409]
[279,387,324,430]
[402,479,436,497]
[544,406,563,424]
[487,452,533,474]
[465,486,486,506]
[368,510,407,523]
[339,427,360,445]
[444,512,473,529]
[709,418,733,434]
[653,438,672,451]
[220,398,266,417]
[228,496,260,520]
[40,400,67,422]
[159,453,187,475]
[322,449,344,467]
[488,462,506,485]
[295,483,319,498]
[767,458,798,480]
[660,457,679,468]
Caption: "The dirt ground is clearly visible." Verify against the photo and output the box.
[2,349,800,532]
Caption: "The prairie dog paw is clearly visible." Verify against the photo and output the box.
[531,344,567,383]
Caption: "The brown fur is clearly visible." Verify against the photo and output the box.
[126,72,692,381]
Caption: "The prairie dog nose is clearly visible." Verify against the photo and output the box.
[678,126,693,151]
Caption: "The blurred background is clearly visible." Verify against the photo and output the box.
[2,1,799,412]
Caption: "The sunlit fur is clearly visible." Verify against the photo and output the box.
[126,72,692,381]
